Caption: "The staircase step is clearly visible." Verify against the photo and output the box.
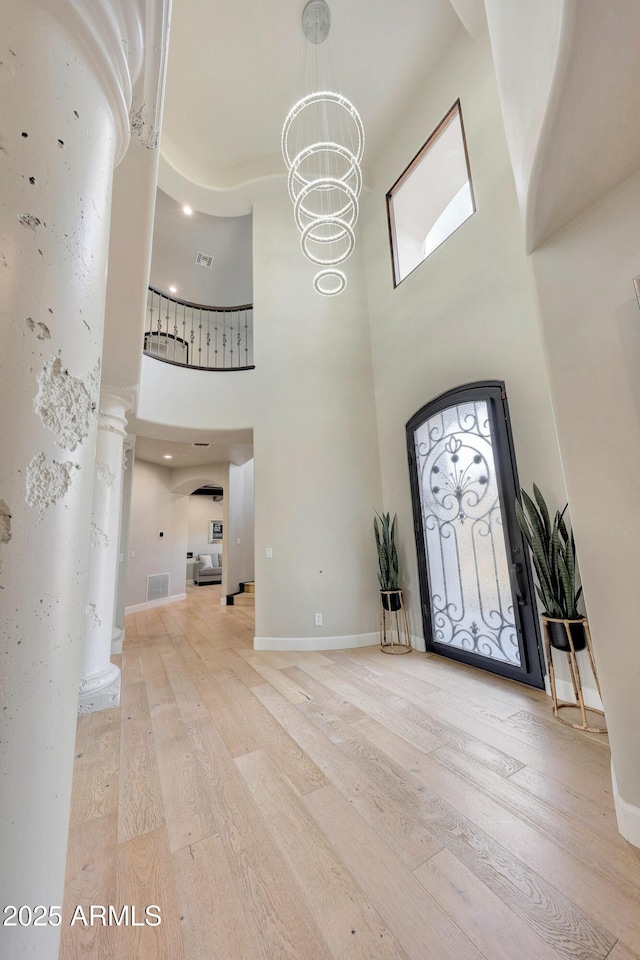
[242,581,255,595]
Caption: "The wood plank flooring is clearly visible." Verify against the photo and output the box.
[60,586,640,960]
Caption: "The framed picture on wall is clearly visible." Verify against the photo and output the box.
[209,521,223,542]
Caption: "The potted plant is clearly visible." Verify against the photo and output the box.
[515,484,586,651]
[374,511,401,611]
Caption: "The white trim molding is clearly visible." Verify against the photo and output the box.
[254,632,379,652]
[254,632,428,653]
[47,0,171,164]
[547,677,603,712]
[125,592,187,615]
[611,762,640,849]
[78,662,121,715]
[47,0,134,164]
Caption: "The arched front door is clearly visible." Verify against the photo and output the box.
[407,382,544,688]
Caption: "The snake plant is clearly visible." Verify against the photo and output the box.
[515,485,582,619]
[374,511,399,591]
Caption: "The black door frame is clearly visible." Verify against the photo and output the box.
[406,380,545,689]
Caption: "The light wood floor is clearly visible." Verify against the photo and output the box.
[60,586,640,960]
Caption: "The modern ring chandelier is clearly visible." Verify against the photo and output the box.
[281,0,364,296]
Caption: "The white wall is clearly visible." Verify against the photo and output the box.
[531,167,640,825]
[150,188,252,306]
[227,462,244,596]
[253,204,383,644]
[187,494,223,558]
[126,459,189,607]
[362,30,568,656]
[225,459,254,595]
[241,458,255,583]
[483,0,564,226]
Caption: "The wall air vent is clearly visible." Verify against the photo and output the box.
[146,573,170,602]
[192,442,211,447]
[195,252,214,269]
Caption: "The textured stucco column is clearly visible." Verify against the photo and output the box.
[78,389,130,714]
[0,1,146,955]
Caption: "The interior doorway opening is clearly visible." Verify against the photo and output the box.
[123,430,254,615]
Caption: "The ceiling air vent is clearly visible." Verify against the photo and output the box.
[195,252,214,269]
[192,442,210,448]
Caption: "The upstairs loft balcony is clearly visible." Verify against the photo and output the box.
[144,286,254,371]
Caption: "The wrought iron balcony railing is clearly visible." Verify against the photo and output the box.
[144,286,254,370]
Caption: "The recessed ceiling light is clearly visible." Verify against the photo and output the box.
[183,205,193,216]
[163,454,173,459]
[169,285,177,294]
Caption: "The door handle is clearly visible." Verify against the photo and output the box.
[511,562,526,605]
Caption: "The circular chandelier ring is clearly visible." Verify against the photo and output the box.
[314,269,347,296]
[282,91,365,168]
[287,142,362,204]
[294,178,359,237]
[293,177,360,222]
[297,222,350,244]
[301,217,355,265]
[295,182,360,223]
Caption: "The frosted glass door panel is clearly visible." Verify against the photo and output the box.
[414,400,519,665]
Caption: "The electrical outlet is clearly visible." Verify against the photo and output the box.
[266,547,273,558]
[314,612,323,626]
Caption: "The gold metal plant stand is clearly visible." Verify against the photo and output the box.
[541,615,606,733]
[379,590,411,655]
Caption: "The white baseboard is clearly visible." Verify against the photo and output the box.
[612,762,640,849]
[549,677,603,711]
[254,633,427,653]
[254,631,380,652]
[220,596,227,606]
[125,593,187,615]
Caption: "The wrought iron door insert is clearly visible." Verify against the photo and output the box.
[407,382,544,687]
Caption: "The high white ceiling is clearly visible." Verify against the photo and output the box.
[161,0,464,212]
[139,0,474,458]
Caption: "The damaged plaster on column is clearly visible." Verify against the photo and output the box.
[96,461,115,488]
[24,317,51,340]
[26,453,78,514]
[0,500,11,586]
[90,522,110,548]
[129,98,159,150]
[34,355,100,451]
[85,603,101,628]
[18,212,41,229]
[0,501,11,544]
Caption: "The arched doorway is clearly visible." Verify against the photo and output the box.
[407,381,544,688]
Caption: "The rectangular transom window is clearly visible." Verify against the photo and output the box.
[387,100,475,286]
